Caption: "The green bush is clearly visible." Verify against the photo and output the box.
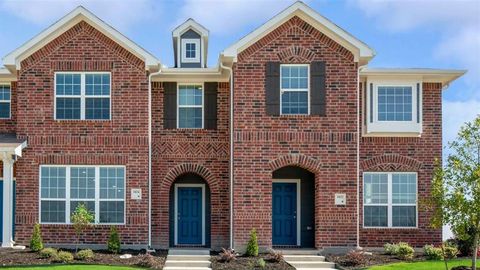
[39,248,57,259]
[384,243,399,255]
[54,251,74,263]
[424,245,443,260]
[107,226,121,254]
[30,223,44,252]
[257,258,266,268]
[396,242,415,260]
[76,249,95,261]
[442,243,459,259]
[245,228,259,257]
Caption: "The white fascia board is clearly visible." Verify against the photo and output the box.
[172,18,209,37]
[152,67,229,82]
[0,68,16,82]
[361,68,467,86]
[2,6,160,71]
[222,1,375,62]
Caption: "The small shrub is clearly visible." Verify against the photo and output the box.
[442,243,459,259]
[107,226,121,254]
[424,245,443,260]
[384,243,399,255]
[76,249,95,261]
[396,242,415,260]
[219,248,236,262]
[267,248,283,263]
[135,254,159,269]
[245,228,259,257]
[344,250,367,266]
[39,248,57,259]
[30,223,44,252]
[54,251,74,263]
[257,258,266,268]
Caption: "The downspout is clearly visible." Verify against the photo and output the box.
[357,64,367,249]
[220,61,234,250]
[148,65,162,250]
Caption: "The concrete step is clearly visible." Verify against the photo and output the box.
[288,261,336,269]
[164,260,211,268]
[284,255,326,262]
[279,249,321,255]
[168,248,210,256]
[167,255,211,261]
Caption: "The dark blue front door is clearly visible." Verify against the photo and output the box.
[272,182,297,246]
[177,187,202,245]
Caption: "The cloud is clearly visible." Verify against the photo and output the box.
[0,0,156,31]
[175,0,304,36]
[442,100,480,152]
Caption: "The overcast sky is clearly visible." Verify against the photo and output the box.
[0,0,479,239]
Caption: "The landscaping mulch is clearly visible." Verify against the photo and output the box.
[0,248,166,269]
[211,253,295,270]
[327,252,423,270]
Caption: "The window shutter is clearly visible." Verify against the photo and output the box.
[163,82,177,129]
[310,61,326,116]
[265,62,280,116]
[204,82,218,130]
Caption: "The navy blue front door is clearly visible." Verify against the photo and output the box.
[177,187,203,245]
[272,182,297,246]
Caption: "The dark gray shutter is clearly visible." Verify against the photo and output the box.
[163,82,177,129]
[265,62,280,116]
[310,61,326,116]
[204,82,218,129]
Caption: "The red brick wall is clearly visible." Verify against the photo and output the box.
[359,82,443,247]
[232,16,359,250]
[13,21,150,246]
[151,81,230,250]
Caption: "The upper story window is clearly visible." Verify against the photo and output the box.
[280,64,309,115]
[0,84,11,119]
[39,165,125,224]
[177,84,203,129]
[366,80,421,135]
[363,172,417,228]
[181,39,200,63]
[55,72,111,120]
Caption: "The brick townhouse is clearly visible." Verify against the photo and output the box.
[0,1,465,252]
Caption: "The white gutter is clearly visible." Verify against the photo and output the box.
[220,62,234,250]
[357,64,367,249]
[148,66,162,250]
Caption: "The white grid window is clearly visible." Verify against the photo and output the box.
[177,84,203,129]
[40,165,125,224]
[0,84,11,119]
[378,86,413,121]
[363,172,417,228]
[55,72,111,120]
[181,39,200,63]
[280,64,309,115]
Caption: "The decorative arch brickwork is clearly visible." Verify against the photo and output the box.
[269,154,321,174]
[162,163,219,193]
[361,154,423,172]
[277,46,316,62]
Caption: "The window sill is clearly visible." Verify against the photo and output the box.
[363,226,418,230]
[364,122,422,137]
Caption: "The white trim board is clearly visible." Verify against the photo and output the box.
[272,179,301,246]
[174,183,206,246]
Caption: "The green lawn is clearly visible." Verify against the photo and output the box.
[367,259,473,270]
[0,265,140,270]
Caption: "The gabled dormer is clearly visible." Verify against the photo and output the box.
[172,19,209,68]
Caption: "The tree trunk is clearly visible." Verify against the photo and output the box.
[473,231,478,270]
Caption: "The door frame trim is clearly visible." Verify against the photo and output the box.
[174,183,206,246]
[272,179,301,246]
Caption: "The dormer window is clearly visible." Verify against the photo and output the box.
[181,39,200,63]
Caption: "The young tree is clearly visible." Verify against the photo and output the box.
[71,203,95,252]
[429,115,480,270]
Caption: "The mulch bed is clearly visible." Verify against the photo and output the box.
[211,253,295,270]
[327,252,424,270]
[0,248,166,269]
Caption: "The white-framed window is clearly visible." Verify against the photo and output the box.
[363,172,417,228]
[181,39,200,63]
[366,80,422,135]
[0,84,11,119]
[177,84,203,129]
[55,72,111,120]
[39,165,125,224]
[280,64,309,115]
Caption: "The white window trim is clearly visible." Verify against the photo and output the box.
[176,83,204,129]
[181,39,200,63]
[363,172,418,229]
[38,165,126,225]
[365,79,422,135]
[272,179,301,246]
[174,183,206,246]
[0,84,11,119]
[279,64,310,116]
[54,72,112,121]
